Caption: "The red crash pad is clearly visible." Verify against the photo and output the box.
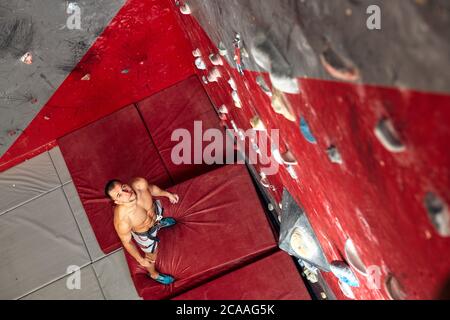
[58,105,172,254]
[137,76,223,184]
[173,251,311,300]
[125,164,278,300]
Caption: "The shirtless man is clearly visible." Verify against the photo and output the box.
[104,177,179,285]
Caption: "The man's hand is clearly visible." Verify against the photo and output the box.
[138,255,156,268]
[167,193,179,204]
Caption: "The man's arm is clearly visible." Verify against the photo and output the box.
[132,177,179,204]
[114,216,150,267]
[149,184,179,203]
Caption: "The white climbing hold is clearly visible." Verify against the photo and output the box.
[195,57,207,70]
[218,105,228,114]
[271,90,296,122]
[81,74,91,81]
[344,239,368,276]
[218,42,228,56]
[209,53,223,66]
[192,48,202,57]
[231,90,242,108]
[286,164,298,180]
[207,67,221,82]
[269,73,300,94]
[180,3,191,14]
[20,52,33,65]
[272,148,298,166]
[201,76,208,84]
[327,145,343,164]
[424,192,450,237]
[385,274,408,300]
[374,118,406,153]
[256,76,272,97]
[338,280,356,300]
[251,32,299,94]
[228,78,237,91]
[249,115,266,131]
[251,34,272,71]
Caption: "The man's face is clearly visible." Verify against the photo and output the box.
[109,182,136,204]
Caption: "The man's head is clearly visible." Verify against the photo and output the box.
[104,179,137,204]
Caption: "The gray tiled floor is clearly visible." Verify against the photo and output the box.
[0,147,140,300]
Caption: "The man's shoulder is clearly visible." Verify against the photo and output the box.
[130,177,149,190]
[113,205,128,220]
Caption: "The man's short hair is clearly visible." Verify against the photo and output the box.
[104,179,121,198]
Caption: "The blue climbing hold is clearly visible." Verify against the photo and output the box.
[300,117,317,144]
[330,261,360,287]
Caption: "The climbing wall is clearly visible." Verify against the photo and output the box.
[0,0,194,172]
[171,0,450,300]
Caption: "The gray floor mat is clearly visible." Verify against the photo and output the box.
[0,188,91,299]
[0,152,61,215]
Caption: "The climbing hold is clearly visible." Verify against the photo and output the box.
[289,226,319,260]
[251,33,272,71]
[201,76,208,84]
[281,150,298,165]
[207,67,221,82]
[249,115,266,131]
[44,115,50,120]
[338,280,356,300]
[286,164,298,180]
[271,90,296,122]
[195,57,207,70]
[218,41,228,56]
[272,148,298,165]
[260,173,271,188]
[330,261,360,287]
[81,74,91,81]
[20,52,33,65]
[7,129,19,137]
[268,203,274,211]
[209,53,223,66]
[374,118,406,153]
[251,33,299,93]
[299,117,317,144]
[228,78,237,91]
[218,105,228,114]
[269,73,300,94]
[180,3,191,14]
[218,113,228,121]
[320,46,360,82]
[424,192,450,237]
[302,262,319,284]
[192,48,202,57]
[121,69,129,74]
[256,76,272,97]
[231,90,242,108]
[327,145,343,164]
[385,274,407,300]
[344,239,368,276]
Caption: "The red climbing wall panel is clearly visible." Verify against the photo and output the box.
[171,2,450,300]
